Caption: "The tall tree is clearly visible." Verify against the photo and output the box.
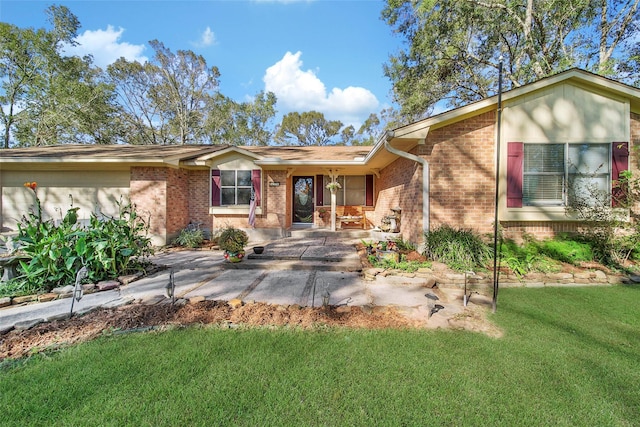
[274,111,343,146]
[0,5,115,147]
[205,91,277,146]
[382,0,640,120]
[108,40,220,145]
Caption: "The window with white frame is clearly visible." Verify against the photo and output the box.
[523,143,610,206]
[221,170,252,205]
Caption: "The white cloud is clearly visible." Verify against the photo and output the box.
[194,27,216,47]
[63,26,147,69]
[263,51,379,126]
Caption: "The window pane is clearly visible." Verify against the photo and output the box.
[523,175,564,205]
[221,170,235,186]
[524,144,564,173]
[345,176,365,205]
[237,170,252,187]
[221,188,235,205]
[568,175,609,206]
[237,188,251,205]
[323,176,345,205]
[568,143,609,174]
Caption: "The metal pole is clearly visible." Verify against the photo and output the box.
[492,58,504,313]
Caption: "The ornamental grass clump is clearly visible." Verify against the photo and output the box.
[423,225,491,272]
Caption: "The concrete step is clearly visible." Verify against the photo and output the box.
[220,258,363,272]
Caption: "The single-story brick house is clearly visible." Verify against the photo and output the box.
[1,69,638,246]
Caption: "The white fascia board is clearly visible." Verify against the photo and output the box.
[254,159,366,166]
[182,146,264,166]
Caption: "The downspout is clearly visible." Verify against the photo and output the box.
[383,130,430,235]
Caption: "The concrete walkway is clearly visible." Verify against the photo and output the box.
[0,236,467,334]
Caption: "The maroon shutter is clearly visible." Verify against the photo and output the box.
[507,142,524,208]
[612,142,629,207]
[211,169,221,206]
[316,175,324,206]
[365,174,374,206]
[252,169,261,206]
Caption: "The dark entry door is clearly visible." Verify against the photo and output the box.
[293,176,314,224]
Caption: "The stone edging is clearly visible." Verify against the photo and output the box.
[0,270,155,310]
[363,267,635,287]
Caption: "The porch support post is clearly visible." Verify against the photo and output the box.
[330,190,337,232]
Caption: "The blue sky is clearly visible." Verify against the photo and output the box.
[1,0,400,128]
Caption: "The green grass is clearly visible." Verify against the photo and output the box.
[2,286,639,426]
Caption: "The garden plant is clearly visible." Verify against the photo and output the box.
[0,182,153,297]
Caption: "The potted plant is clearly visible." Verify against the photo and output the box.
[218,226,249,262]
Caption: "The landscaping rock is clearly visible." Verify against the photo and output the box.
[46,312,71,322]
[228,298,243,309]
[96,280,119,291]
[119,273,143,285]
[335,305,351,313]
[189,296,206,304]
[593,270,608,282]
[547,272,574,281]
[142,295,166,305]
[101,297,134,309]
[38,293,58,302]
[12,294,37,304]
[0,296,11,308]
[53,285,74,294]
[14,318,44,331]
[82,283,96,292]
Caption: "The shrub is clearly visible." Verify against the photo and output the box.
[173,227,205,248]
[567,169,640,267]
[4,183,153,295]
[422,225,491,272]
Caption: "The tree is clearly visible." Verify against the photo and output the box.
[205,91,277,146]
[108,40,220,145]
[382,0,640,120]
[0,5,115,147]
[274,111,343,146]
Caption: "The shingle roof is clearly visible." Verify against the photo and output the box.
[241,145,372,161]
[0,144,374,163]
[0,144,229,161]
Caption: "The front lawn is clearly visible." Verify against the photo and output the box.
[1,285,639,426]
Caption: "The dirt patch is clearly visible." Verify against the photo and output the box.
[0,299,499,360]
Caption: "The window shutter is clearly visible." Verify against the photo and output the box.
[211,169,221,206]
[365,174,374,206]
[316,175,324,206]
[612,142,629,207]
[252,169,262,206]
[507,142,524,208]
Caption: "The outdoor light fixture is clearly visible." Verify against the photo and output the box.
[70,266,88,316]
[165,269,175,303]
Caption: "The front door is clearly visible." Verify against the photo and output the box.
[293,176,314,224]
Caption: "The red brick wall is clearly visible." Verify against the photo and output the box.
[166,168,189,240]
[130,167,168,245]
[377,111,497,244]
[188,169,211,230]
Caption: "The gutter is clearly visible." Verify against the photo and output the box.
[383,130,430,234]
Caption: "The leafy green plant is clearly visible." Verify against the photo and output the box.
[567,169,640,267]
[370,255,431,272]
[423,225,491,272]
[217,226,248,254]
[173,227,205,248]
[4,183,153,294]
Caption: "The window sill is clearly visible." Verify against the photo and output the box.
[209,206,263,215]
